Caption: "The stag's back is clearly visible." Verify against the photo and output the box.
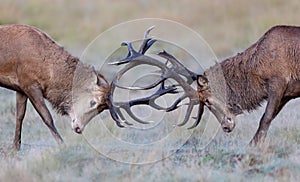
[221,25,300,85]
[247,25,300,80]
[0,24,78,96]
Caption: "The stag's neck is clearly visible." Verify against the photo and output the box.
[224,53,268,114]
[44,54,79,116]
[45,53,101,116]
[207,45,269,115]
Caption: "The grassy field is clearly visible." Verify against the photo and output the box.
[1,0,300,181]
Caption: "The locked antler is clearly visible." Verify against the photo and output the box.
[108,27,204,129]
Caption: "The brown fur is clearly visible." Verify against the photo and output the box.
[204,25,300,145]
[0,24,109,150]
[0,24,77,113]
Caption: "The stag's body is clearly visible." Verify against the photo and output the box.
[0,24,109,150]
[205,25,300,145]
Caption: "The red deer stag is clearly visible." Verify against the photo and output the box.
[108,26,300,146]
[0,24,113,150]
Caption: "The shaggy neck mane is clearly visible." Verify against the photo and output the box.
[48,53,102,117]
[209,39,269,115]
[45,54,79,115]
[45,49,101,116]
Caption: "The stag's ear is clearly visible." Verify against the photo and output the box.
[96,73,108,87]
[197,75,209,90]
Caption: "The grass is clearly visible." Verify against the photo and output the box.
[0,88,299,181]
[0,0,300,181]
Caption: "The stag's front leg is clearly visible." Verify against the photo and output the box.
[26,86,64,145]
[13,92,28,150]
[250,78,287,146]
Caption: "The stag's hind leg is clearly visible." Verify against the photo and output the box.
[13,92,28,150]
[250,78,288,146]
[26,86,64,145]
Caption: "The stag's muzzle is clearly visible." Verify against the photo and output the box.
[221,116,235,133]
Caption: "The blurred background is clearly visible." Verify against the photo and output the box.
[1,0,300,181]
[1,0,300,58]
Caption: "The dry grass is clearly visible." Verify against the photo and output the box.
[1,0,300,56]
[0,0,300,181]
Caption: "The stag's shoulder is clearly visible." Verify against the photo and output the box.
[267,25,300,32]
[263,25,300,39]
[0,24,63,48]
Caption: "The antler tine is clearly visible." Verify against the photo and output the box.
[163,90,200,127]
[110,52,170,91]
[108,102,127,127]
[112,61,166,90]
[126,82,179,110]
[158,51,198,84]
[109,26,156,66]
[187,102,204,129]
[144,26,155,39]
[113,102,152,124]
[165,95,184,112]
[109,41,140,66]
[139,26,156,54]
[177,102,195,126]
[110,81,179,125]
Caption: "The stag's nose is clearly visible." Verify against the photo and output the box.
[221,117,235,133]
[72,120,82,134]
[222,125,232,133]
[75,127,82,134]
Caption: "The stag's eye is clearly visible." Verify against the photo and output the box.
[90,100,97,108]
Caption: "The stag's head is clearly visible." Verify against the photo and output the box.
[197,75,236,132]
[70,65,109,134]
[108,27,236,133]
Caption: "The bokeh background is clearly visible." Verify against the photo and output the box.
[1,0,300,181]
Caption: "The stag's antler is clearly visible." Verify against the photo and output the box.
[108,27,205,128]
